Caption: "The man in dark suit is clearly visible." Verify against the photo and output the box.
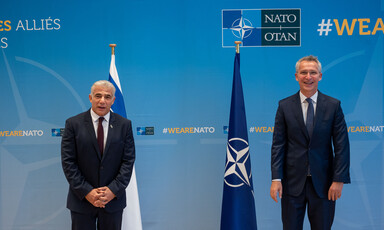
[270,55,350,230]
[61,80,135,230]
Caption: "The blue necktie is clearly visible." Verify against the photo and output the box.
[306,98,314,176]
[306,98,314,137]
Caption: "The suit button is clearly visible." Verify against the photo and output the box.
[100,166,104,170]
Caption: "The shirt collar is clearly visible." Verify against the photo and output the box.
[299,91,318,104]
[90,109,111,123]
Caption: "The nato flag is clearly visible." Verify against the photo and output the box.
[220,52,257,230]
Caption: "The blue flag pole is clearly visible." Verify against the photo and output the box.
[220,41,257,230]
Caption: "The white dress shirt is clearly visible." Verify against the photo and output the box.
[299,91,318,124]
[90,109,110,152]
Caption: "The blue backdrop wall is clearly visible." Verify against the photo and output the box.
[1,0,383,229]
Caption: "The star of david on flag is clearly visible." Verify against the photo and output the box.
[108,48,143,230]
[220,51,257,230]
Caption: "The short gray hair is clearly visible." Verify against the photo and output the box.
[295,55,322,73]
[90,80,116,97]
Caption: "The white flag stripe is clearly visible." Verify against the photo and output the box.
[122,166,142,230]
[109,55,122,91]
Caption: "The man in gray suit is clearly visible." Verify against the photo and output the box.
[62,80,135,230]
[270,55,350,230]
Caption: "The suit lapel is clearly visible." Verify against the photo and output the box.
[103,111,116,161]
[84,110,102,160]
[292,92,310,141]
[313,91,326,138]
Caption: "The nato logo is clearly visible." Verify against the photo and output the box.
[223,126,229,134]
[137,127,154,135]
[224,138,253,189]
[222,9,301,47]
[52,128,64,137]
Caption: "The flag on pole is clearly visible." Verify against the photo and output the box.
[220,52,257,230]
[108,51,143,230]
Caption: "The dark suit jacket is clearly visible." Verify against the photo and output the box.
[271,91,350,198]
[61,109,135,213]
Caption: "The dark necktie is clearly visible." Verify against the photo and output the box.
[97,117,104,156]
[306,98,314,138]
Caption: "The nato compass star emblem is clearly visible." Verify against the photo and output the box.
[224,138,252,189]
[230,17,254,39]
[137,127,145,135]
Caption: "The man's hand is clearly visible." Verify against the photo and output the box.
[85,189,103,207]
[95,186,116,208]
[328,182,344,201]
[270,181,283,203]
